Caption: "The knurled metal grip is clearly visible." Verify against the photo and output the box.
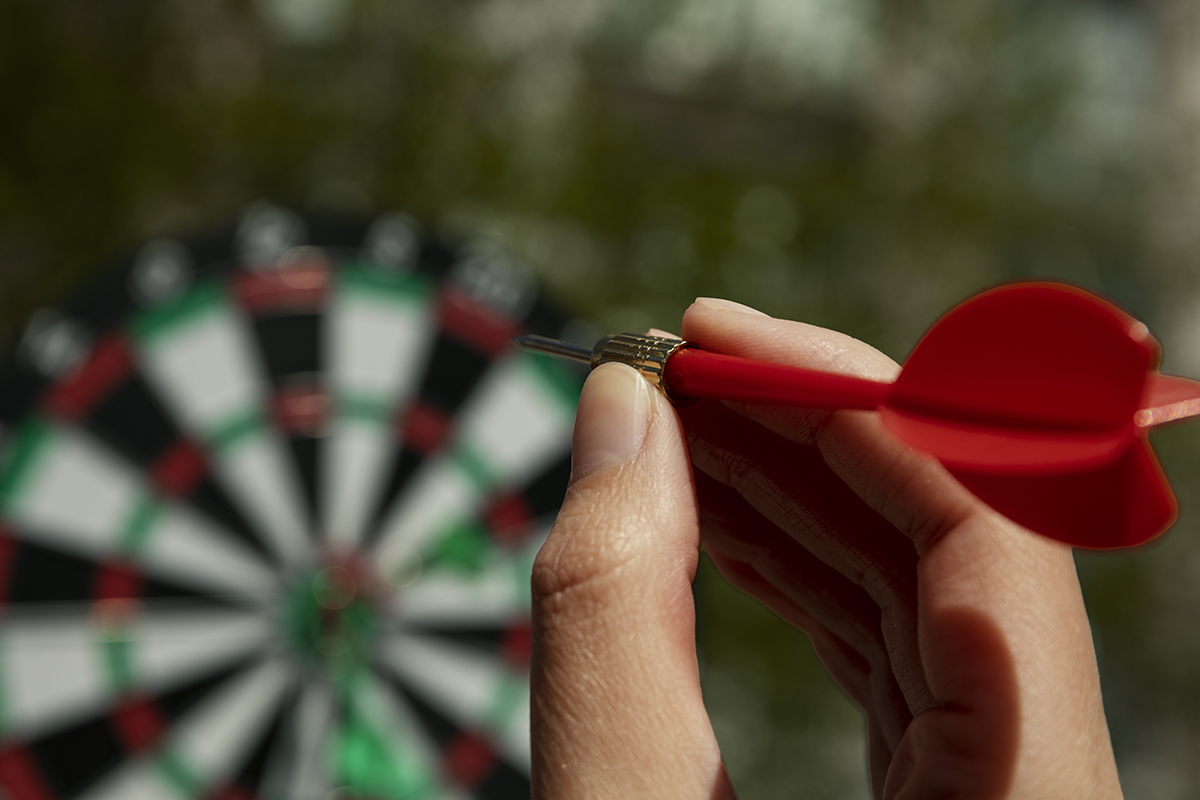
[590,333,694,402]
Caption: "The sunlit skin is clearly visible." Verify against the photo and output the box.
[530,298,1123,799]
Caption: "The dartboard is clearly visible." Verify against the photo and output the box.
[0,204,583,800]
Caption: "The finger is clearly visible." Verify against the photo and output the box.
[696,471,912,761]
[530,363,726,799]
[681,300,980,554]
[684,400,933,714]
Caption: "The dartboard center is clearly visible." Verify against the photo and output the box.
[283,555,386,678]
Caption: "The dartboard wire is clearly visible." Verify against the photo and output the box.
[65,654,297,800]
[129,276,313,570]
[0,418,279,607]
[320,262,437,551]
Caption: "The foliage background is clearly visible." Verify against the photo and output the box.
[4,0,1200,796]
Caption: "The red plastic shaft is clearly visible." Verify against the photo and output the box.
[665,348,891,409]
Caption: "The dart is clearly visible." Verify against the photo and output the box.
[517,282,1200,550]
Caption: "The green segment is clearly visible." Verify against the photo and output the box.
[336,392,393,425]
[129,279,223,343]
[426,521,490,574]
[483,674,526,733]
[206,410,264,452]
[451,444,494,492]
[0,418,51,512]
[119,496,161,555]
[155,749,203,799]
[329,681,435,800]
[102,635,135,692]
[338,263,432,303]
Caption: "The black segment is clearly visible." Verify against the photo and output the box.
[88,378,178,463]
[29,715,123,798]
[3,537,226,607]
[520,454,572,518]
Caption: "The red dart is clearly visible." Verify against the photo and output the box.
[516,282,1200,550]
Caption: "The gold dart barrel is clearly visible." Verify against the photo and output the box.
[515,332,693,402]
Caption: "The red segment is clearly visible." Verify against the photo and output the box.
[438,289,518,358]
[0,745,55,800]
[232,260,331,314]
[207,787,256,800]
[501,622,532,667]
[483,493,533,546]
[93,562,142,602]
[111,696,165,753]
[42,334,134,420]
[0,528,15,614]
[442,732,496,789]
[272,385,329,437]
[398,403,451,454]
[151,439,208,496]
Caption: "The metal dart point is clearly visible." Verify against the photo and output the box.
[514,332,694,401]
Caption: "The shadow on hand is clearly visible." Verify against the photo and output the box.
[885,607,1019,800]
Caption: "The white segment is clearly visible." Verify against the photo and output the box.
[138,300,311,564]
[8,426,139,552]
[328,286,432,399]
[322,421,393,547]
[1,615,107,737]
[321,282,431,547]
[453,356,573,487]
[213,435,310,565]
[169,657,294,786]
[379,632,531,768]
[133,608,274,687]
[79,762,169,800]
[371,457,478,557]
[141,506,277,603]
[258,680,336,800]
[138,303,262,427]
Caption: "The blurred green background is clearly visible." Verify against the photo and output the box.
[4,0,1200,796]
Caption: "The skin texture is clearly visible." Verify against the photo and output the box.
[530,298,1124,799]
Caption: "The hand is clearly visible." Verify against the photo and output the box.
[529,298,1124,799]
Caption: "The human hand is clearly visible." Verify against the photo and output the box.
[530,298,1124,799]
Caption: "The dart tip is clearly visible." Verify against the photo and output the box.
[513,334,593,364]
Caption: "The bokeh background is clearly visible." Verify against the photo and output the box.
[5,0,1200,796]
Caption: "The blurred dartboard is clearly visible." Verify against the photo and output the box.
[0,203,584,800]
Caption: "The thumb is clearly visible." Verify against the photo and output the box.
[531,363,730,799]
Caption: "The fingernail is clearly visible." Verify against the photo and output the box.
[570,363,650,481]
[695,297,769,316]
